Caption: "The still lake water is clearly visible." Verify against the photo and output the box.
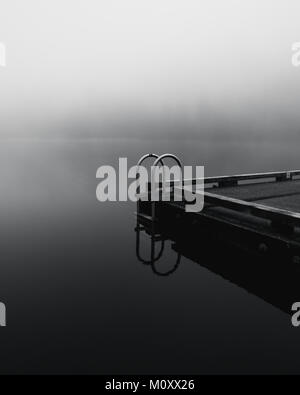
[1,137,300,374]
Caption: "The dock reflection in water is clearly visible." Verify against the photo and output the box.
[135,211,300,315]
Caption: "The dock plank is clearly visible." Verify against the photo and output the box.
[209,180,300,213]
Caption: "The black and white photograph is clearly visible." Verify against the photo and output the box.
[1,0,300,378]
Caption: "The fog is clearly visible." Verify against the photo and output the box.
[0,0,300,139]
[1,2,300,374]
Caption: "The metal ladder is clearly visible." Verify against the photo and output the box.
[135,153,182,275]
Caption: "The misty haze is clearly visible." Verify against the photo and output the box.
[1,0,300,375]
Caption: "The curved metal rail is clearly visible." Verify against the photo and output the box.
[135,224,181,276]
[151,153,183,226]
[135,226,165,265]
[135,153,183,276]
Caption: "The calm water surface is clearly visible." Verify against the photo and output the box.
[0,137,300,374]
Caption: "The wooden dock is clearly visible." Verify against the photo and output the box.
[136,168,300,263]
[135,154,300,312]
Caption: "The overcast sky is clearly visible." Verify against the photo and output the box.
[0,0,300,137]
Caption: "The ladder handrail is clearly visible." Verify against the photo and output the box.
[135,153,183,276]
[151,153,183,191]
[150,153,183,228]
[152,153,182,169]
[137,153,164,167]
[136,153,165,214]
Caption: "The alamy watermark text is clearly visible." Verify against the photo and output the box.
[96,158,205,213]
